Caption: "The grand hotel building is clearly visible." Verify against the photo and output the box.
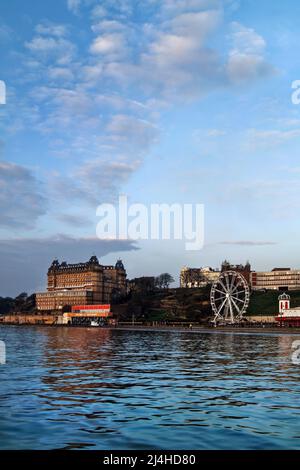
[36,256,127,312]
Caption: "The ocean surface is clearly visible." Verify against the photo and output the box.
[0,326,300,450]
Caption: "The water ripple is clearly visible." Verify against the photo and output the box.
[0,326,300,449]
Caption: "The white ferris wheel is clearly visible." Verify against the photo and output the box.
[210,271,250,324]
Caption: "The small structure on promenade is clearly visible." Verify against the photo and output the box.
[278,292,290,314]
[61,304,112,326]
[276,293,300,327]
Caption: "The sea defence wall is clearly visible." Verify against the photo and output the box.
[0,311,110,326]
[246,315,276,323]
[0,314,58,325]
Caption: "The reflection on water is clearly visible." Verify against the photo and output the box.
[0,326,300,449]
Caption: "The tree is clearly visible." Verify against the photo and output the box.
[15,292,28,301]
[14,293,36,313]
[156,273,175,289]
[22,294,36,312]
[0,297,15,315]
[14,292,28,311]
[111,287,128,304]
[0,293,37,315]
[155,275,163,289]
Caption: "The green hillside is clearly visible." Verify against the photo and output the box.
[118,286,212,323]
[247,290,300,316]
[117,287,300,322]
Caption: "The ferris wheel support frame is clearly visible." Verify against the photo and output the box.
[210,270,250,325]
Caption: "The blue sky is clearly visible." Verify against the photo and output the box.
[1,0,300,295]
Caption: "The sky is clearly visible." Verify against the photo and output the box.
[1,0,300,296]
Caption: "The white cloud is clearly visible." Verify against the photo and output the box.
[52,159,141,205]
[161,0,221,14]
[81,2,273,100]
[230,21,266,55]
[32,86,92,112]
[35,23,68,37]
[227,54,272,83]
[90,33,126,58]
[94,94,150,115]
[91,5,107,19]
[48,67,74,81]
[81,64,103,82]
[26,36,60,52]
[91,20,126,34]
[92,5,273,99]
[118,8,222,98]
[25,36,75,64]
[168,10,221,43]
[67,0,81,14]
[206,129,227,137]
[227,22,275,84]
[0,23,13,41]
[149,34,199,64]
[78,159,140,192]
[247,128,300,149]
[14,0,277,233]
[106,114,159,149]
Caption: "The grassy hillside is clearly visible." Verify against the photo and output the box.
[117,287,300,322]
[247,290,300,316]
[119,286,212,323]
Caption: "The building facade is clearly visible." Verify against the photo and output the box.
[36,256,127,312]
[181,261,300,292]
[180,261,251,288]
[180,266,220,288]
[221,260,251,283]
[251,268,300,291]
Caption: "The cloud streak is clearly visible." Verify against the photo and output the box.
[0,162,47,230]
[219,241,277,246]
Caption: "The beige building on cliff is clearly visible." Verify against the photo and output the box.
[180,266,220,288]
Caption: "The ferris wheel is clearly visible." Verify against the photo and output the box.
[210,271,250,324]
